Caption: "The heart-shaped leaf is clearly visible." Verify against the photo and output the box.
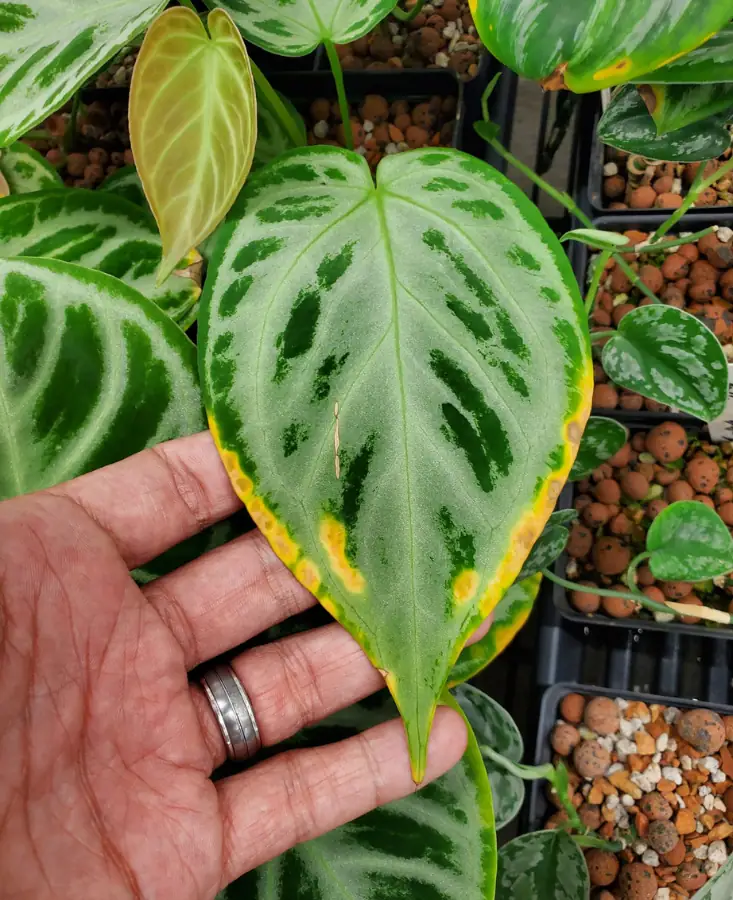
[0,189,201,326]
[570,416,628,480]
[602,305,728,420]
[471,1,732,92]
[689,852,733,899]
[647,500,733,581]
[640,83,733,134]
[448,574,542,688]
[0,0,166,147]
[516,526,568,582]
[200,145,592,779]
[454,684,525,831]
[0,143,63,194]
[634,25,733,84]
[204,0,399,55]
[597,84,732,162]
[0,257,204,501]
[253,72,307,170]
[496,830,589,900]
[560,229,631,251]
[130,7,257,284]
[100,166,149,210]
[224,690,497,900]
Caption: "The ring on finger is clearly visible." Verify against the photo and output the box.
[201,664,262,762]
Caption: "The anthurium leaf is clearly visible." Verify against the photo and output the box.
[0,257,204,501]
[641,82,733,134]
[560,229,629,251]
[0,0,167,147]
[0,189,200,325]
[597,84,732,163]
[200,145,592,780]
[689,852,733,899]
[634,25,733,84]
[0,143,63,194]
[99,165,149,210]
[647,500,733,582]
[570,416,628,480]
[224,690,497,900]
[601,305,728,420]
[204,0,399,56]
[453,684,525,831]
[253,75,307,170]
[448,574,542,688]
[471,1,731,93]
[130,7,257,285]
[495,830,589,900]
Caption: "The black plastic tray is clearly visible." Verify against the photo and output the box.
[527,682,733,832]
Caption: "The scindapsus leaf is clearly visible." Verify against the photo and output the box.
[130,7,257,284]
[601,305,728,420]
[204,0,399,56]
[640,82,733,135]
[470,1,732,93]
[0,257,204,500]
[634,25,733,84]
[0,0,167,147]
[647,501,733,582]
[225,691,497,900]
[597,84,732,163]
[560,228,630,252]
[200,145,592,779]
[448,574,541,688]
[0,143,63,194]
[0,189,200,325]
[516,526,568,582]
[495,830,589,900]
[99,165,149,210]
[570,416,628,480]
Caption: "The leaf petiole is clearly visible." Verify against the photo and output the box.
[585,249,612,314]
[324,40,353,152]
[651,156,733,245]
[392,0,427,22]
[572,833,625,852]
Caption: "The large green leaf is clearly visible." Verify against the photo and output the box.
[601,305,728,420]
[0,190,201,325]
[203,0,399,55]
[454,684,525,832]
[635,25,733,84]
[0,143,63,194]
[495,830,589,900]
[130,7,257,284]
[448,574,541,688]
[0,256,204,501]
[0,0,166,147]
[470,1,732,92]
[570,416,628,480]
[641,82,733,134]
[225,690,497,900]
[200,145,592,780]
[597,84,732,162]
[648,500,733,582]
[691,853,733,899]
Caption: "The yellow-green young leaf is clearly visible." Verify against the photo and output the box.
[130,7,257,284]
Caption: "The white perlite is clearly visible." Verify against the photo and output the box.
[616,698,629,711]
[642,850,660,867]
[619,718,635,738]
[718,226,733,243]
[680,755,693,771]
[598,736,614,752]
[664,707,680,724]
[712,770,727,784]
[703,794,716,811]
[694,845,710,860]
[655,889,670,900]
[656,733,668,753]
[606,794,620,810]
[709,841,728,865]
[699,785,712,797]
[603,162,619,176]
[621,794,635,808]
[705,860,721,878]
[607,763,625,776]
[313,120,329,139]
[631,770,655,793]
[702,756,719,773]
[616,739,637,758]
[633,841,648,856]
[661,767,683,786]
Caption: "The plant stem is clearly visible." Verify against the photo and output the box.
[178,0,197,10]
[634,226,715,255]
[324,40,353,152]
[585,249,612,314]
[481,72,502,125]
[22,129,52,141]
[63,92,81,154]
[480,745,556,781]
[651,156,733,244]
[572,834,626,852]
[250,59,305,148]
[625,551,651,591]
[392,0,426,22]
[614,253,662,304]
[590,330,616,342]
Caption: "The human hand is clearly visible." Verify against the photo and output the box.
[0,431,473,900]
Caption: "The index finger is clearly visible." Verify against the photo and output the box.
[48,430,242,568]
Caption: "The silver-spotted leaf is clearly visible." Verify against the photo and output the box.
[641,83,733,134]
[547,509,578,527]
[448,574,542,688]
[0,257,204,500]
[560,229,629,251]
[224,690,497,900]
[570,416,628,480]
[495,830,589,900]
[516,526,568,581]
[0,190,200,325]
[597,84,732,163]
[471,1,732,92]
[647,500,733,582]
[0,143,63,194]
[99,166,149,210]
[689,852,733,899]
[253,77,306,170]
[203,0,399,55]
[200,145,592,779]
[0,0,166,147]
[454,684,525,831]
[634,25,733,84]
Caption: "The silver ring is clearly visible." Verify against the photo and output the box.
[201,664,261,762]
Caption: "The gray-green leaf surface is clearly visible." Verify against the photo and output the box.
[648,500,733,581]
[496,830,589,900]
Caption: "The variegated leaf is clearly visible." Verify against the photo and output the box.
[0,190,201,325]
[130,7,257,285]
[224,690,497,900]
[99,165,149,210]
[495,830,589,900]
[602,305,728,420]
[0,143,63,194]
[640,82,733,134]
[454,684,525,831]
[560,228,629,251]
[648,500,733,582]
[448,574,541,687]
[200,145,592,779]
[0,0,166,147]
[203,0,399,55]
[570,416,628,480]
[516,526,567,581]
[0,257,204,500]
[470,0,732,92]
[691,852,733,899]
[635,25,733,84]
